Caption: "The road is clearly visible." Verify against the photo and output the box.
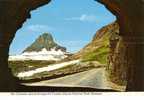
[24,68,111,89]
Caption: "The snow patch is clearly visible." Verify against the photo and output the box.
[9,48,67,61]
[17,60,80,78]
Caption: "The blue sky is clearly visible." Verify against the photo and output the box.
[9,0,116,55]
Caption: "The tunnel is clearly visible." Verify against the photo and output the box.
[0,0,144,91]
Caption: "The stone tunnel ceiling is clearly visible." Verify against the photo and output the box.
[0,0,144,91]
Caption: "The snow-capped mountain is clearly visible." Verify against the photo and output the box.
[9,33,68,61]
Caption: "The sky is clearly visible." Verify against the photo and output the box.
[9,0,116,55]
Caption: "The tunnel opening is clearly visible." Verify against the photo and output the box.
[0,0,132,91]
[7,0,124,91]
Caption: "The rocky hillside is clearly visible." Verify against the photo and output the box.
[71,22,119,64]
[23,33,66,52]
[72,22,126,85]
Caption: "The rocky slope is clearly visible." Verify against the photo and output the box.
[70,22,119,64]
[23,33,66,52]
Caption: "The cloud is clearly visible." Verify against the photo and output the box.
[65,14,98,22]
[27,24,54,32]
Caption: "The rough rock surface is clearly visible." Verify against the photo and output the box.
[72,22,119,59]
[0,0,144,91]
[98,0,144,91]
[23,33,66,52]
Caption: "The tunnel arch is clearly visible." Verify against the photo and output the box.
[0,0,144,91]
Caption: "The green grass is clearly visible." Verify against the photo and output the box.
[81,31,110,64]
[82,45,109,64]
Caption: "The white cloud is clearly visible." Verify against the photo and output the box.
[27,24,54,32]
[65,14,98,22]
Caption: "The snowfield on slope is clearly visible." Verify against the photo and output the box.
[17,60,80,78]
[9,48,68,61]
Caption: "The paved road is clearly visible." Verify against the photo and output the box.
[24,68,111,89]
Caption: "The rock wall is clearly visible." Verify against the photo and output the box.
[108,32,127,85]
[0,0,51,91]
[0,0,144,91]
[99,0,144,91]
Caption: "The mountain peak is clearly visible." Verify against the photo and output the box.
[23,33,66,53]
[40,33,53,41]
